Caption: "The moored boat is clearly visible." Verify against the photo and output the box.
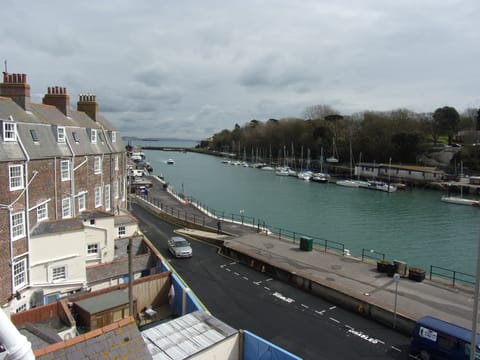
[336,179,369,188]
[359,180,397,192]
[441,196,479,206]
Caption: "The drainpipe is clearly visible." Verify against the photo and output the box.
[54,157,57,219]
[15,127,30,305]
[65,137,75,217]
[0,308,35,360]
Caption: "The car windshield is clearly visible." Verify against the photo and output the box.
[175,240,189,248]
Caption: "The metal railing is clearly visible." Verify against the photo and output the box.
[137,191,476,287]
[429,265,476,287]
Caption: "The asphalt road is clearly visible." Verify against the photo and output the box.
[132,202,413,359]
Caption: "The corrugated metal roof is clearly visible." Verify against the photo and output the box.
[141,311,237,360]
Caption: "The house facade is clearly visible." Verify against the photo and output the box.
[0,71,128,312]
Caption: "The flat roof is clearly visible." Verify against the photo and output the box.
[74,290,130,314]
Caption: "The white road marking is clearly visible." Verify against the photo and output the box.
[345,325,354,330]
[264,286,271,291]
[330,317,340,324]
[253,281,261,285]
[243,276,249,281]
[266,278,273,282]
[315,310,325,315]
[272,292,295,303]
[301,304,309,309]
[225,268,231,272]
[234,272,240,276]
[347,328,381,345]
[329,306,336,310]
[230,262,237,265]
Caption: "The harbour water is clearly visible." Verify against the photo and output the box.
[132,140,480,276]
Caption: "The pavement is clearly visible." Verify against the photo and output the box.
[133,174,478,333]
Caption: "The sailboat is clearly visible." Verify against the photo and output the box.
[326,136,339,163]
[312,147,330,183]
[336,148,368,188]
[441,161,479,206]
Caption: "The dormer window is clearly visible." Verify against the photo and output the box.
[57,126,66,143]
[72,131,79,143]
[3,121,16,142]
[91,129,97,143]
[111,131,117,143]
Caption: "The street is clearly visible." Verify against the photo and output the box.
[132,202,413,359]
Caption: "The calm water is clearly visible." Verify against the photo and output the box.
[134,141,480,275]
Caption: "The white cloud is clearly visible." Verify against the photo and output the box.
[2,0,480,139]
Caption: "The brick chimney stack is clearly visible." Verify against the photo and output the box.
[77,93,98,121]
[42,86,70,116]
[0,72,31,110]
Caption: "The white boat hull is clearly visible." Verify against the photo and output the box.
[336,180,369,188]
[441,196,480,206]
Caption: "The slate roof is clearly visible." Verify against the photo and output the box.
[0,96,125,162]
[30,218,84,236]
[34,317,152,360]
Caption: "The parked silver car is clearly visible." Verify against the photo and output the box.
[168,236,192,258]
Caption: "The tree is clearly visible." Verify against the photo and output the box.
[432,106,460,145]
[303,105,338,121]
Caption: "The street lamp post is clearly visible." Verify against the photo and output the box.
[393,273,400,329]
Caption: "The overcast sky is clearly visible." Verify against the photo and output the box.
[2,1,480,140]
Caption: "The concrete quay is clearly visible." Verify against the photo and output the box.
[134,175,478,336]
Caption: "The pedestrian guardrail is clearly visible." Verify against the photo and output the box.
[429,265,476,287]
[137,189,476,288]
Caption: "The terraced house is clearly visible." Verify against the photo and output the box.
[0,71,128,314]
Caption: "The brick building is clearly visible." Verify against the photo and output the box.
[0,72,128,312]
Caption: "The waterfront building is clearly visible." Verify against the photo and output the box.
[355,163,445,184]
[0,71,129,313]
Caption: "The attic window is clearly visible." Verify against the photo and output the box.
[3,121,16,142]
[72,132,79,143]
[57,126,66,143]
[91,129,97,143]
[111,131,117,143]
[30,129,39,142]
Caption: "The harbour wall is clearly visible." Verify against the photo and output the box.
[135,195,417,335]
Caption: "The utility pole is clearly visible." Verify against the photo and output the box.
[127,238,134,317]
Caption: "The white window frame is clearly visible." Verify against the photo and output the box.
[87,243,99,256]
[3,121,17,142]
[113,180,119,199]
[91,129,97,143]
[95,186,102,208]
[78,192,86,212]
[111,131,117,143]
[62,197,71,219]
[104,184,111,211]
[11,211,25,241]
[114,155,119,171]
[49,265,67,283]
[13,258,27,289]
[57,126,66,143]
[118,226,126,238]
[94,156,102,174]
[60,160,70,181]
[37,203,48,222]
[9,164,24,191]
